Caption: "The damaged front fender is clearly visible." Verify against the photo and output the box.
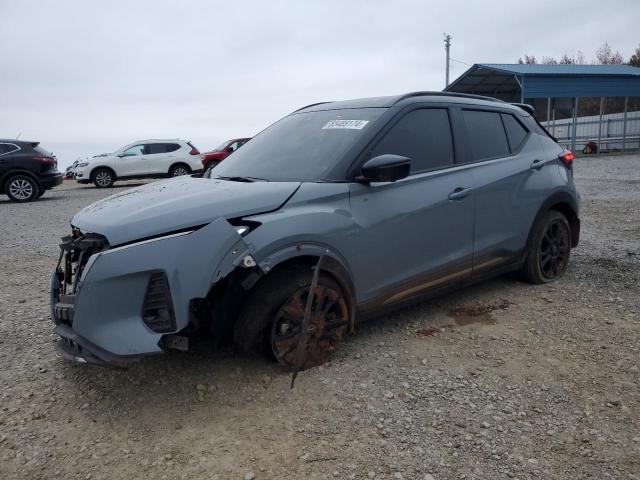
[62,218,251,358]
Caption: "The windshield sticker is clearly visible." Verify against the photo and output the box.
[322,119,370,130]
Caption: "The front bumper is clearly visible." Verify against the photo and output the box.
[50,219,252,366]
[74,168,90,183]
[55,324,138,366]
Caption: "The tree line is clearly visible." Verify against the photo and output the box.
[518,42,640,67]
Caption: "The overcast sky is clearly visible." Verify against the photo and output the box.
[1,0,638,169]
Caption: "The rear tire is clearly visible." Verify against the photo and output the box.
[93,168,115,188]
[5,174,38,202]
[37,189,46,198]
[169,164,191,177]
[521,210,571,284]
[233,264,350,370]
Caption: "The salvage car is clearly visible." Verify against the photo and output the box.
[51,92,580,368]
[74,139,201,188]
[0,140,63,202]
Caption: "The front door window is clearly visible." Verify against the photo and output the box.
[122,145,144,157]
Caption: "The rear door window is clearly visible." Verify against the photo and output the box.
[370,108,454,173]
[501,113,529,152]
[165,143,181,153]
[462,110,510,161]
[145,143,167,155]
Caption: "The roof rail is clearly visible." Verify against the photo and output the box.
[394,91,505,104]
[511,103,535,115]
[292,101,333,113]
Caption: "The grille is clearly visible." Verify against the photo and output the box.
[141,272,176,333]
[56,229,109,297]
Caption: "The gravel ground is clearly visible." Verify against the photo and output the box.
[0,156,639,480]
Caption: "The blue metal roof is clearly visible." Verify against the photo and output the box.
[477,63,640,76]
[446,63,640,99]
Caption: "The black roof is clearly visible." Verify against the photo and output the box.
[0,139,38,147]
[295,91,525,113]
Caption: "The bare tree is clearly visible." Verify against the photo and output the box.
[542,56,558,64]
[595,42,624,64]
[518,54,537,64]
[629,44,640,67]
[559,53,583,64]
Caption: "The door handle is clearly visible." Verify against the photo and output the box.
[448,186,473,200]
[530,159,544,170]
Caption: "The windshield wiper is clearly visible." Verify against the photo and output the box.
[216,175,266,182]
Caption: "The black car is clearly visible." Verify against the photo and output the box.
[0,140,63,202]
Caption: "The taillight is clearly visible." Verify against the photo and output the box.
[558,150,574,169]
[189,147,199,155]
[35,155,56,166]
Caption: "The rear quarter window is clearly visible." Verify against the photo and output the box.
[0,143,19,155]
[462,110,510,161]
[501,113,529,152]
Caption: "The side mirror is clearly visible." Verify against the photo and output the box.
[117,153,125,158]
[359,154,411,183]
[226,146,235,153]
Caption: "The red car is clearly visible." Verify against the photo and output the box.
[200,137,251,170]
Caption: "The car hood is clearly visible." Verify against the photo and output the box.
[72,176,301,246]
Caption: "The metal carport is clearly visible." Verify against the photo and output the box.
[445,64,640,153]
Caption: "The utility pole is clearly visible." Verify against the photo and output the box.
[444,33,452,88]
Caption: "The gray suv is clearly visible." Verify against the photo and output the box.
[51,92,580,368]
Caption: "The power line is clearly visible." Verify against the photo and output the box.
[450,57,472,67]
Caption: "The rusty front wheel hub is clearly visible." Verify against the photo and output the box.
[270,284,348,369]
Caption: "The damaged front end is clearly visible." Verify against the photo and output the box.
[50,219,253,366]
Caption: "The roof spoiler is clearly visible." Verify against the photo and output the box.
[511,103,535,115]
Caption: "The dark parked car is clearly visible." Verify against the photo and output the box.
[200,137,251,171]
[0,140,63,202]
[51,92,580,369]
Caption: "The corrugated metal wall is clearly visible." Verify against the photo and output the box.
[523,76,640,98]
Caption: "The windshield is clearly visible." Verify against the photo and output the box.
[210,108,384,182]
[212,140,231,152]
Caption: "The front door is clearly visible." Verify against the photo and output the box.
[346,107,475,306]
[116,144,148,176]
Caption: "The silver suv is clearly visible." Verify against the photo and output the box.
[51,92,580,368]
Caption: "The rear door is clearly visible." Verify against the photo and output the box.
[144,143,177,174]
[0,143,20,178]
[456,108,550,276]
[347,107,475,305]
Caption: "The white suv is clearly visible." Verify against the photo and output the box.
[75,139,202,188]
